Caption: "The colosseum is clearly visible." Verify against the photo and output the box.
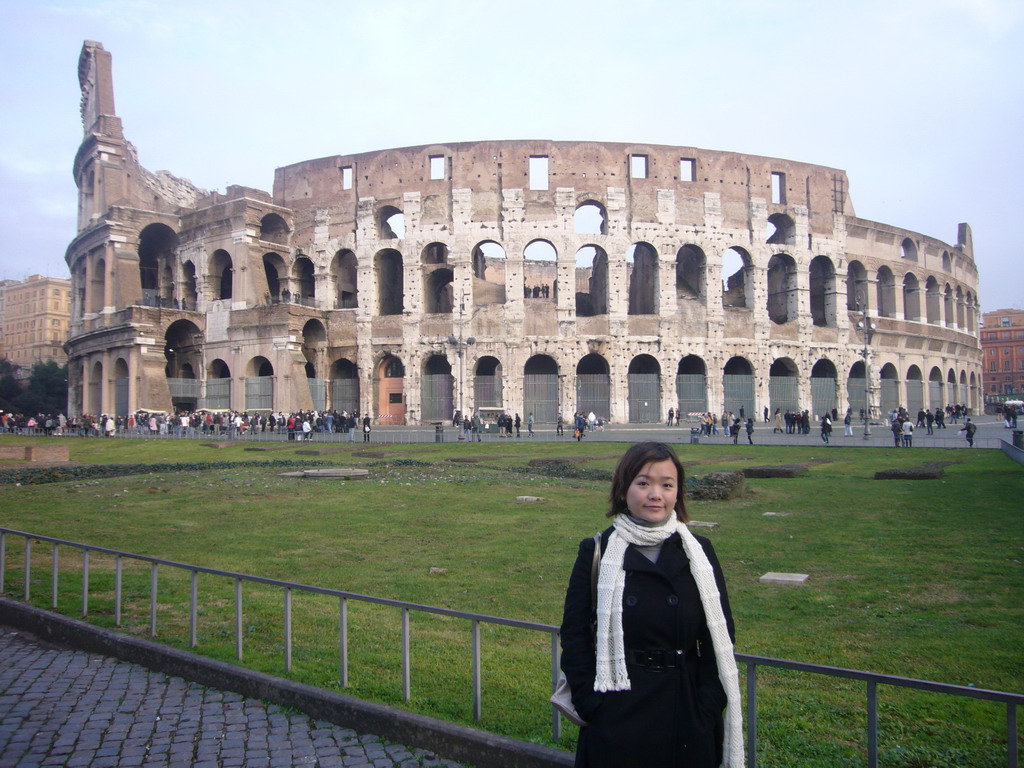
[65,41,983,424]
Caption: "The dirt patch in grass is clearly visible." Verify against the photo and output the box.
[744,465,809,478]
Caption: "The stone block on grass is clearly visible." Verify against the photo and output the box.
[743,465,808,478]
[688,471,745,500]
[759,572,809,585]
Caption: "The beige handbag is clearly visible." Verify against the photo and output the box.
[550,532,602,726]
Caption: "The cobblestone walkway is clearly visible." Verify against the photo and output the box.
[0,628,467,768]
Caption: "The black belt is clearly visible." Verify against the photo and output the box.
[625,648,693,669]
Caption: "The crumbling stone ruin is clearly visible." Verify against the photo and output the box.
[65,41,983,423]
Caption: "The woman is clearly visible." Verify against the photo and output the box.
[559,442,743,768]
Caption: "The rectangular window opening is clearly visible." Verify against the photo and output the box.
[771,172,786,204]
[429,155,445,180]
[529,156,549,191]
[630,154,648,179]
[341,166,353,190]
[680,158,695,182]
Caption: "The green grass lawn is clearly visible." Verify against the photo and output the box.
[1,435,1021,767]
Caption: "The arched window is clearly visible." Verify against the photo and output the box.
[524,240,557,301]
[722,247,752,309]
[576,353,610,421]
[676,245,706,300]
[809,256,836,327]
[627,243,658,315]
[376,249,404,315]
[378,206,405,239]
[575,246,608,316]
[574,201,607,235]
[876,267,896,318]
[332,250,358,308]
[766,253,797,324]
[627,355,661,423]
[472,241,506,305]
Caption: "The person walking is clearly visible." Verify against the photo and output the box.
[820,415,832,444]
[527,413,535,437]
[362,415,371,443]
[959,418,976,447]
[745,418,754,444]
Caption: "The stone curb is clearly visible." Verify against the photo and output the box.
[0,597,573,768]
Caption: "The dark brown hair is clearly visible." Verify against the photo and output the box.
[607,441,688,522]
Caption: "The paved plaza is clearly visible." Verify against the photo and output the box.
[0,627,466,768]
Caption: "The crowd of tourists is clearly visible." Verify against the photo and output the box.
[0,409,376,442]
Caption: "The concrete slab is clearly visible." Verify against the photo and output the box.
[278,468,370,479]
[759,572,809,585]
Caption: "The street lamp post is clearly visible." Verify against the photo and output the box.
[448,292,475,440]
[856,292,876,439]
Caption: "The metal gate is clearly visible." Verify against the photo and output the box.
[308,378,326,411]
[473,375,502,409]
[906,380,924,415]
[331,378,359,414]
[810,377,838,418]
[576,374,611,422]
[524,374,558,423]
[421,374,454,423]
[723,375,754,418]
[846,376,866,417]
[204,379,231,411]
[880,379,900,415]
[114,378,129,417]
[627,374,661,423]
[769,376,799,415]
[675,374,707,416]
[928,381,943,411]
[245,376,274,412]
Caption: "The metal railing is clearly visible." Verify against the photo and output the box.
[0,526,1020,765]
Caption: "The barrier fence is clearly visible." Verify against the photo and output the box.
[0,526,1020,766]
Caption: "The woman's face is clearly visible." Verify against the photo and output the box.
[625,459,678,524]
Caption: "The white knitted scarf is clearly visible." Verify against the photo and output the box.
[594,513,744,768]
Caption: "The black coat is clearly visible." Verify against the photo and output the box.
[560,527,735,768]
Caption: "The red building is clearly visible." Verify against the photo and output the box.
[981,309,1024,399]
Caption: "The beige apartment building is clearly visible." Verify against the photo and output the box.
[1,274,72,375]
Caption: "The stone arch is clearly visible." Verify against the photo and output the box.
[846,260,868,311]
[292,256,315,304]
[331,249,358,308]
[89,360,103,414]
[208,250,233,301]
[421,354,454,423]
[876,266,896,318]
[425,269,455,313]
[262,253,286,302]
[675,245,706,300]
[208,359,231,378]
[138,223,178,307]
[576,353,611,421]
[164,320,203,381]
[879,362,900,414]
[944,283,954,328]
[330,358,360,414]
[627,354,661,423]
[955,286,965,328]
[376,249,404,315]
[473,355,503,410]
[575,246,608,316]
[88,257,105,314]
[378,205,404,239]
[627,242,658,315]
[722,247,753,309]
[260,213,289,244]
[472,241,506,305]
[723,357,755,418]
[847,360,867,417]
[246,356,274,411]
[810,358,839,417]
[574,201,607,235]
[524,354,559,423]
[524,240,557,301]
[206,359,231,412]
[905,364,924,414]
[113,357,130,417]
[901,237,918,262]
[247,356,274,378]
[902,272,921,321]
[928,366,945,411]
[181,260,198,309]
[925,276,941,325]
[769,357,800,415]
[766,253,798,324]
[809,255,836,327]
[421,240,453,313]
[301,318,327,379]
[676,355,707,414]
[766,213,796,245]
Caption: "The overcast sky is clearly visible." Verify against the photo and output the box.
[3,0,1021,312]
